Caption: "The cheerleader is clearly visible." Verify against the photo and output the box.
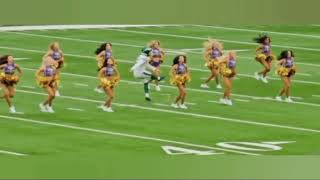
[37,58,58,113]
[170,55,190,109]
[43,42,64,96]
[253,34,276,83]
[148,40,165,91]
[219,51,237,106]
[98,58,120,112]
[276,50,296,103]
[200,39,223,89]
[0,55,22,113]
[94,42,114,93]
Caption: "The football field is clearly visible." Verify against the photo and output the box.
[0,25,320,177]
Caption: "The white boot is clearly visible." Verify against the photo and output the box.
[9,106,16,113]
[285,97,293,103]
[179,104,188,109]
[171,103,179,108]
[201,84,210,89]
[261,77,269,83]
[46,105,55,113]
[216,84,222,89]
[254,72,260,81]
[94,87,104,94]
[39,103,48,112]
[102,106,114,112]
[219,98,227,105]
[275,96,283,101]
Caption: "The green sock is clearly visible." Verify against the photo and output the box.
[144,83,149,94]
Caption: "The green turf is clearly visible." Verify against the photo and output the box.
[0,25,320,178]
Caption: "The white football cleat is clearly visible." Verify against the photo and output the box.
[171,103,179,108]
[216,84,222,89]
[155,85,161,91]
[55,91,61,97]
[9,106,16,113]
[200,84,210,89]
[285,97,293,103]
[46,105,55,113]
[39,103,48,112]
[179,104,188,109]
[102,106,114,112]
[94,87,104,94]
[254,72,260,80]
[275,96,283,101]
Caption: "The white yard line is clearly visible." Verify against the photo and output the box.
[0,25,182,32]
[73,83,89,87]
[312,95,320,98]
[153,103,170,107]
[234,99,251,103]
[296,62,320,67]
[296,73,311,77]
[103,28,320,52]
[0,114,259,156]
[0,150,27,156]
[67,108,85,112]
[21,85,36,89]
[19,67,320,109]
[15,89,320,134]
[15,58,30,61]
[208,100,221,104]
[0,45,318,86]
[191,25,320,39]
[186,102,197,105]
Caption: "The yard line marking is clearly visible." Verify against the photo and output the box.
[0,150,27,156]
[21,85,36,89]
[15,58,30,61]
[312,95,320,98]
[0,25,182,32]
[21,67,320,108]
[296,73,311,77]
[73,83,89,87]
[1,45,318,86]
[67,108,85,112]
[0,115,259,156]
[104,28,320,52]
[295,62,320,67]
[208,100,221,104]
[153,103,170,107]
[186,102,197,105]
[191,25,320,39]
[15,89,320,134]
[291,96,304,100]
[234,99,250,102]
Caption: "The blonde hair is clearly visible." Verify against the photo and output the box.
[203,38,223,52]
[148,40,161,48]
[48,42,60,51]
